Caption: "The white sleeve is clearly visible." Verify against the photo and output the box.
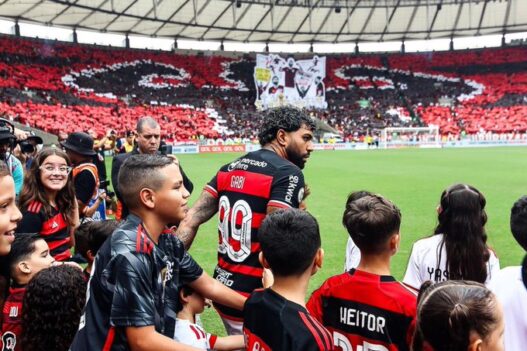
[344,237,361,272]
[485,249,500,285]
[403,242,423,290]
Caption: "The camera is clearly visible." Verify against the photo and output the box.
[19,141,35,154]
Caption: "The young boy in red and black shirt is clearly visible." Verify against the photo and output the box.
[1,233,54,351]
[307,194,417,351]
[243,209,333,351]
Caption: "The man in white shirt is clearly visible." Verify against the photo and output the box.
[488,196,527,351]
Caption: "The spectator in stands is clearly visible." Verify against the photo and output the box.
[343,190,374,271]
[118,130,135,154]
[111,117,193,219]
[21,265,87,351]
[23,133,43,170]
[0,119,24,196]
[89,129,115,194]
[244,209,332,351]
[0,233,55,351]
[403,183,500,289]
[17,148,79,261]
[174,285,245,350]
[74,219,118,281]
[70,154,245,350]
[307,194,416,351]
[412,281,504,351]
[61,132,105,220]
[488,196,527,350]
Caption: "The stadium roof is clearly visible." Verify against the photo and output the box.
[0,0,525,43]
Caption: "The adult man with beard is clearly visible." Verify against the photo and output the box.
[111,116,193,219]
[177,107,315,336]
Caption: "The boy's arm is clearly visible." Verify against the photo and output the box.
[189,272,246,311]
[212,335,245,351]
[126,326,201,351]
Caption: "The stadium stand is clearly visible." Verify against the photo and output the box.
[0,34,526,141]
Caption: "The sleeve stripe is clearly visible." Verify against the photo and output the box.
[208,334,218,348]
[307,314,333,349]
[298,311,329,350]
[267,200,293,209]
[204,185,218,198]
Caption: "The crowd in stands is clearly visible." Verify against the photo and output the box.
[0,34,526,142]
[0,107,526,350]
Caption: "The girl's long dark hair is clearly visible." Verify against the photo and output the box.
[435,184,490,283]
[18,148,76,226]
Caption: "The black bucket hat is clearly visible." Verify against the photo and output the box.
[60,132,96,156]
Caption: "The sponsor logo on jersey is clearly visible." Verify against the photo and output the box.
[215,267,234,287]
[285,175,299,204]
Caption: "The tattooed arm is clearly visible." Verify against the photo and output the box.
[176,190,218,250]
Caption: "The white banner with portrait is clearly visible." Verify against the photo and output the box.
[254,54,327,110]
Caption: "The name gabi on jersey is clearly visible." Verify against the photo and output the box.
[215,267,234,287]
[285,175,299,204]
[339,307,386,334]
[230,176,245,189]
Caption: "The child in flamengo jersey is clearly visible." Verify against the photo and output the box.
[307,194,417,351]
[1,233,55,351]
[243,209,333,351]
[174,285,244,350]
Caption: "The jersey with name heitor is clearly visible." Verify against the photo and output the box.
[205,148,305,320]
[307,269,417,351]
[244,289,333,351]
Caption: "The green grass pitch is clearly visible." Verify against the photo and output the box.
[109,146,527,335]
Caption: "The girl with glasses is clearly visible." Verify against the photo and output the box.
[17,148,79,261]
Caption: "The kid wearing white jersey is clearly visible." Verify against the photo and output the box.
[174,285,244,350]
[403,184,500,290]
[488,196,527,351]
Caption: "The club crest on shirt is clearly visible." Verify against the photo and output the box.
[161,261,174,287]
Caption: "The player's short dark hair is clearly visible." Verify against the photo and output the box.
[6,233,42,277]
[511,195,527,251]
[118,154,174,210]
[258,107,315,146]
[75,220,118,259]
[342,194,401,255]
[259,209,321,277]
[21,265,87,351]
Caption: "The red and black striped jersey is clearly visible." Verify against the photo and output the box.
[307,269,417,351]
[1,286,26,351]
[244,288,333,351]
[17,200,71,261]
[205,149,305,319]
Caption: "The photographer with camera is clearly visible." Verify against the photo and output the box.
[0,118,24,196]
[111,117,193,219]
